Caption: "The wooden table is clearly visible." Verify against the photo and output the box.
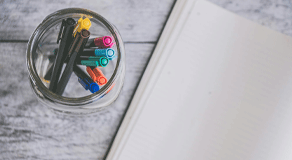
[1,0,292,159]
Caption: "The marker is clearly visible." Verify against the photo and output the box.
[86,66,97,82]
[81,48,116,60]
[81,49,96,56]
[74,65,99,93]
[49,18,76,92]
[89,66,108,86]
[88,56,109,67]
[55,29,90,95]
[73,17,91,36]
[95,48,115,59]
[46,60,97,82]
[94,36,114,48]
[81,60,99,67]
[80,56,109,67]
[49,55,93,66]
[53,48,95,57]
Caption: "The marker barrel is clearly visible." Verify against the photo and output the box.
[88,56,109,67]
[74,65,99,93]
[55,29,90,95]
[81,60,99,67]
[94,36,114,48]
[86,66,97,82]
[90,67,107,85]
[81,49,95,56]
[94,48,115,59]
[49,18,76,92]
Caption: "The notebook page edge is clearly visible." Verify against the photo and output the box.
[105,0,197,159]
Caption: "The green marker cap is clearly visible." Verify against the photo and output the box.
[88,56,109,67]
[100,57,109,67]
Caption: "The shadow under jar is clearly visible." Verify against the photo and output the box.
[26,8,125,114]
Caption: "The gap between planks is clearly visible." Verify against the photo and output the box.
[0,40,156,44]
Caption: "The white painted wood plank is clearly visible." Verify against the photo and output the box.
[0,42,155,159]
[0,0,175,42]
[209,0,292,37]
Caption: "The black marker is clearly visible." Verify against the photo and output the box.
[44,55,96,81]
[55,29,90,95]
[49,18,76,92]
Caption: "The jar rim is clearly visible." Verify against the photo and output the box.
[26,8,125,109]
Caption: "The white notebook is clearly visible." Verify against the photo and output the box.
[106,0,292,159]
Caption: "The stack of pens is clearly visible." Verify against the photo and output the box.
[44,17,116,96]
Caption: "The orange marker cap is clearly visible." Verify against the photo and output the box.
[86,66,97,82]
[92,67,107,85]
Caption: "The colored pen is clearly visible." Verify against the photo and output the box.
[84,36,114,48]
[45,57,88,81]
[86,66,97,82]
[74,65,99,93]
[52,47,115,60]
[80,60,100,67]
[80,48,116,60]
[55,29,90,95]
[88,66,107,86]
[94,48,115,59]
[81,56,109,67]
[49,18,76,92]
[46,55,103,66]
[80,57,109,67]
[73,17,91,37]
[88,56,109,65]
[93,36,114,48]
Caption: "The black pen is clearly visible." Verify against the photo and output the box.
[44,59,84,81]
[55,29,90,95]
[49,18,76,92]
[44,55,99,81]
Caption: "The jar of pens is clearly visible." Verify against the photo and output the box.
[26,8,125,114]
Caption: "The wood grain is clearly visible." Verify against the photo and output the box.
[0,42,155,160]
[0,0,175,42]
[209,0,292,37]
[2,0,292,159]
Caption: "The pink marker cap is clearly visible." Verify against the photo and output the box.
[103,36,112,46]
[94,36,114,48]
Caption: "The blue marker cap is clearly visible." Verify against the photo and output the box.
[78,77,100,93]
[95,48,115,59]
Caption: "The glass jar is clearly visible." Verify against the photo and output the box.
[26,8,125,114]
